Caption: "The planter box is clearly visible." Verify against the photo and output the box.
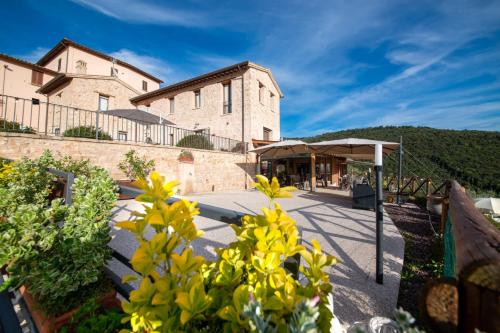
[20,286,119,333]
[116,179,141,200]
[178,156,194,163]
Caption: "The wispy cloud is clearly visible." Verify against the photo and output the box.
[109,49,173,83]
[70,0,214,27]
[16,47,50,63]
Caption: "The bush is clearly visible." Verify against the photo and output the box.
[0,119,35,133]
[0,152,118,315]
[118,149,155,181]
[63,126,112,140]
[117,174,337,332]
[176,134,214,150]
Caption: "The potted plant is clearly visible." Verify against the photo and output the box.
[117,149,155,199]
[116,174,338,332]
[178,149,194,163]
[0,153,119,333]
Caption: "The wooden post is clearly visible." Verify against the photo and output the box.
[310,152,316,192]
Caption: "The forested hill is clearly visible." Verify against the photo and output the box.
[300,126,500,195]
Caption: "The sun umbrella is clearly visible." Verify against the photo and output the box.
[249,140,313,158]
[474,197,500,215]
[308,138,399,159]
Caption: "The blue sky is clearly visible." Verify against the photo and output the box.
[1,0,500,136]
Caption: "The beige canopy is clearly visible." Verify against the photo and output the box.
[308,138,399,159]
[249,140,312,158]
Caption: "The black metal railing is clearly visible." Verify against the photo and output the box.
[0,94,247,153]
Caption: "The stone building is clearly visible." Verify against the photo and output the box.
[131,61,283,145]
[1,38,282,148]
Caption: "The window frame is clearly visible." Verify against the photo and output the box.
[263,127,272,141]
[98,94,109,111]
[31,70,44,86]
[57,58,62,72]
[223,82,232,114]
[142,80,148,92]
[194,89,201,109]
[169,97,175,114]
[259,82,265,104]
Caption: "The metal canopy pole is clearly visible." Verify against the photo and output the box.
[375,144,384,284]
[397,136,403,204]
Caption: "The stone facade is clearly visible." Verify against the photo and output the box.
[47,75,140,110]
[0,132,256,194]
[133,63,282,145]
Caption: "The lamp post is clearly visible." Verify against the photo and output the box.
[375,144,384,284]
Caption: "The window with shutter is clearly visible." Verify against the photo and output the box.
[31,70,43,86]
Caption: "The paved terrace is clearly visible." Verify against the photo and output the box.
[109,188,404,325]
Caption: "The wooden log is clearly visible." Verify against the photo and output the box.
[448,180,500,333]
[420,277,458,333]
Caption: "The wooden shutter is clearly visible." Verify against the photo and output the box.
[31,70,43,86]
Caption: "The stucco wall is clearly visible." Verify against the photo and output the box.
[0,133,256,194]
[0,58,56,101]
[43,46,161,93]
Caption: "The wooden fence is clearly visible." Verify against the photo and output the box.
[422,181,500,333]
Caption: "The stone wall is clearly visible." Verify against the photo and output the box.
[0,133,256,194]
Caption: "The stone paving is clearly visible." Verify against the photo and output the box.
[108,188,404,326]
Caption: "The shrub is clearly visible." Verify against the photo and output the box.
[176,134,214,150]
[63,126,112,140]
[118,149,155,181]
[0,153,118,315]
[117,174,337,332]
[0,119,35,133]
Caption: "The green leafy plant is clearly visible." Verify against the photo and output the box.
[176,134,214,150]
[0,119,35,133]
[118,173,337,332]
[0,153,118,315]
[118,150,156,181]
[63,126,112,140]
[58,298,129,333]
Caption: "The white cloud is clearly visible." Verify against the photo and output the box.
[109,49,173,83]
[70,0,213,27]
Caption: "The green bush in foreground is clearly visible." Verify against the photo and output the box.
[63,126,112,140]
[0,151,118,315]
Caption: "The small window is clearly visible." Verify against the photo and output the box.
[142,80,148,92]
[118,131,128,141]
[110,67,118,76]
[31,70,43,86]
[223,82,232,114]
[76,60,87,74]
[98,95,109,111]
[263,127,272,141]
[32,98,40,105]
[270,92,275,111]
[169,133,174,145]
[259,82,265,104]
[169,97,175,114]
[57,58,62,72]
[194,90,201,108]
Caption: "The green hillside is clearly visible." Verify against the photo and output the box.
[300,126,500,196]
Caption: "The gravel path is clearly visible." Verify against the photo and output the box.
[108,188,405,325]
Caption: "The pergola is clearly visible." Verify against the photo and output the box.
[250,138,400,284]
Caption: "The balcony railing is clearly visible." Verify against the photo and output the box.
[0,94,247,153]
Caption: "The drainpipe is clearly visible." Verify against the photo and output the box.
[65,45,69,72]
